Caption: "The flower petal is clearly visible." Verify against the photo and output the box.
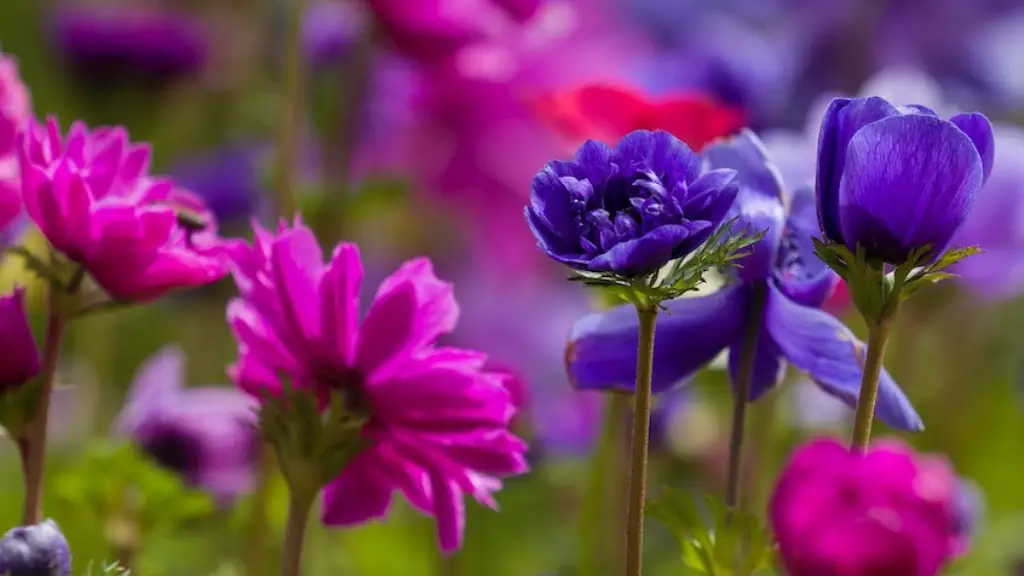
[704,129,785,202]
[567,286,747,394]
[763,284,923,431]
[727,187,785,282]
[321,460,393,526]
[613,130,700,186]
[838,114,984,263]
[727,323,785,402]
[949,113,995,183]
[115,345,185,435]
[318,242,362,364]
[587,222,709,277]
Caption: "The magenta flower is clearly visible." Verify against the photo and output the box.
[115,346,258,502]
[17,118,230,302]
[0,287,40,393]
[770,437,961,576]
[227,219,528,551]
[0,53,31,231]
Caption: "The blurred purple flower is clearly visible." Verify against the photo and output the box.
[115,346,258,502]
[451,270,601,456]
[952,125,1024,300]
[951,477,984,555]
[169,143,269,225]
[0,520,71,576]
[0,53,30,233]
[0,287,40,394]
[303,1,361,68]
[50,4,208,88]
[784,377,851,430]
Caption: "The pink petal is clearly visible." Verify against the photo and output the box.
[321,460,394,526]
[318,242,363,364]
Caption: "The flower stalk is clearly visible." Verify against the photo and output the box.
[724,282,767,514]
[849,311,897,451]
[624,303,658,576]
[279,486,316,576]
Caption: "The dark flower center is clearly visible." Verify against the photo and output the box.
[577,170,685,256]
[775,225,825,282]
[141,427,203,481]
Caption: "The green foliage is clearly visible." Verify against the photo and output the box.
[647,489,776,576]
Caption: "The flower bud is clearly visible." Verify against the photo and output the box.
[0,520,71,576]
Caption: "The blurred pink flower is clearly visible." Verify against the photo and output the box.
[389,0,654,273]
[226,219,528,551]
[0,287,40,393]
[0,53,31,231]
[115,346,258,502]
[17,118,230,301]
[770,437,962,576]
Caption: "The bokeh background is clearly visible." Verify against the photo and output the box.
[1,0,1024,574]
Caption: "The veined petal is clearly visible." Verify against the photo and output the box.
[704,129,785,202]
[949,113,994,183]
[838,114,985,264]
[728,187,785,282]
[763,284,923,431]
[567,286,748,393]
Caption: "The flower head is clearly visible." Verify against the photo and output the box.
[227,219,528,551]
[0,53,31,232]
[0,520,71,576]
[115,346,258,502]
[770,437,960,576]
[816,96,994,264]
[17,118,230,301]
[566,131,922,430]
[531,84,744,153]
[526,129,739,277]
[0,287,40,394]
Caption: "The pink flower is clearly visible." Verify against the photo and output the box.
[17,118,230,302]
[0,287,40,393]
[0,53,31,231]
[770,437,961,576]
[226,218,528,551]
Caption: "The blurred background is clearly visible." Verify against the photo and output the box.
[1,0,1024,574]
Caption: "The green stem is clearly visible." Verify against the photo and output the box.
[724,283,767,514]
[244,445,276,576]
[275,0,308,217]
[279,488,315,576]
[20,285,68,525]
[578,394,630,576]
[624,305,658,576]
[849,312,897,451]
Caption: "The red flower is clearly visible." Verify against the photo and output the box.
[530,84,745,152]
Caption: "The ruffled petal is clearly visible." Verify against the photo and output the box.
[587,222,710,277]
[318,242,362,364]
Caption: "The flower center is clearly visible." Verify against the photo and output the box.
[578,170,684,255]
[141,427,203,482]
[775,226,825,282]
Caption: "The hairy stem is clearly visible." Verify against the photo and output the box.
[624,305,658,576]
[849,313,897,451]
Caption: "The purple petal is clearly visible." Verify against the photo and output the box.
[116,345,186,435]
[838,114,985,264]
[567,286,747,394]
[727,323,784,401]
[773,186,840,308]
[703,129,785,202]
[612,130,700,185]
[763,284,923,431]
[816,97,900,243]
[681,168,740,225]
[949,113,995,183]
[728,187,785,282]
[321,460,394,525]
[572,140,615,183]
[587,222,710,277]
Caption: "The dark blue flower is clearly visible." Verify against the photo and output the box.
[0,520,71,576]
[815,96,994,265]
[566,131,922,431]
[525,129,739,277]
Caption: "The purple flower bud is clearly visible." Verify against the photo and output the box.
[526,130,739,277]
[815,96,994,265]
[0,520,71,576]
[0,287,40,393]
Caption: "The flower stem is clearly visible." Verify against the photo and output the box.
[849,312,897,451]
[244,445,276,576]
[279,488,315,576]
[625,304,658,576]
[578,394,630,576]
[275,0,308,217]
[724,283,767,514]
[20,286,68,525]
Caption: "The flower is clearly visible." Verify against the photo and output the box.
[565,131,922,430]
[17,118,230,301]
[302,1,361,68]
[0,520,71,576]
[0,53,31,232]
[530,84,744,153]
[50,5,207,88]
[815,96,994,265]
[951,477,984,555]
[168,143,268,225]
[115,346,258,502]
[525,129,739,277]
[0,287,40,393]
[770,437,960,576]
[951,125,1024,299]
[226,219,528,551]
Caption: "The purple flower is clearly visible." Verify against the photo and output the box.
[951,477,984,556]
[0,520,71,576]
[0,53,31,232]
[526,129,739,277]
[566,131,922,430]
[50,5,207,87]
[169,143,268,225]
[226,219,528,551]
[816,96,993,265]
[952,125,1024,299]
[0,287,40,393]
[115,346,258,502]
[302,1,360,68]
